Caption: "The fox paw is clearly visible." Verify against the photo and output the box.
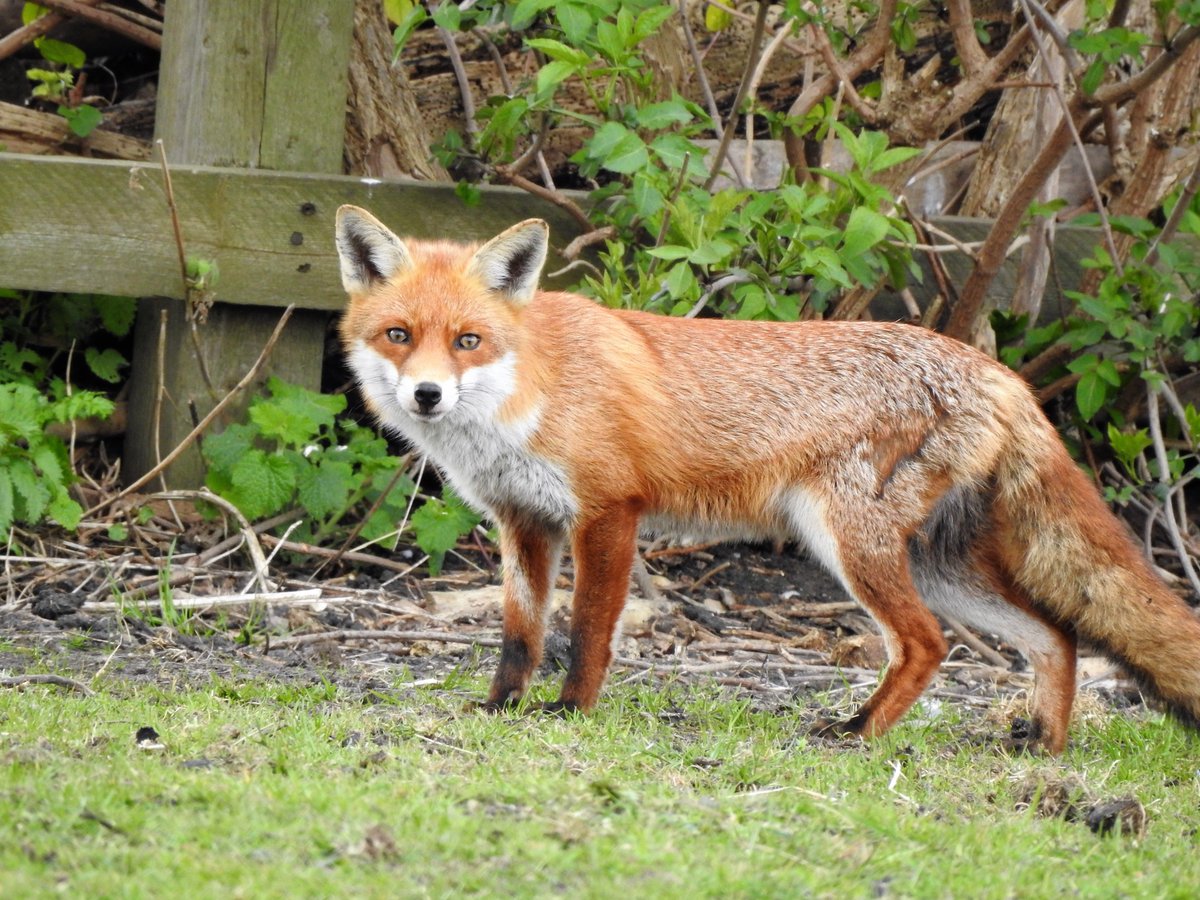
[473,696,521,714]
[809,716,866,743]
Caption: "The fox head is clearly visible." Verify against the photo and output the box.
[335,206,549,427]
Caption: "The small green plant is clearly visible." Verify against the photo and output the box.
[201,377,481,572]
[0,291,133,538]
[22,2,103,138]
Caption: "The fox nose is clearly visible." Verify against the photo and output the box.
[413,382,442,412]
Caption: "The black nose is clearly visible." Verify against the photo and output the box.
[413,382,442,411]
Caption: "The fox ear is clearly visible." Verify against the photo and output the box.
[335,205,412,293]
[467,219,549,304]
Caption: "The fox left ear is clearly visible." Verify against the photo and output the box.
[467,219,549,305]
[335,205,412,294]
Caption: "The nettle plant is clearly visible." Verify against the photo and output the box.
[0,291,133,536]
[415,0,918,320]
[201,377,481,574]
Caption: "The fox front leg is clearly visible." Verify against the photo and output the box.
[544,508,640,713]
[483,521,564,710]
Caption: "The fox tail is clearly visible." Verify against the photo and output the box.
[996,402,1200,730]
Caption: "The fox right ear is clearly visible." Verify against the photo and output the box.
[335,205,412,293]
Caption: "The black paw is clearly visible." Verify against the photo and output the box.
[472,696,521,714]
[809,716,866,743]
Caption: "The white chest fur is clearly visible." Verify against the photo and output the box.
[409,408,577,527]
[351,345,577,527]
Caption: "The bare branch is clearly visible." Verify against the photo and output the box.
[678,0,723,134]
[703,0,770,191]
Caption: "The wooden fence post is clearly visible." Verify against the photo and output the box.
[124,0,354,488]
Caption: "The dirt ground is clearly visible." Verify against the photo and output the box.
[3,537,1147,745]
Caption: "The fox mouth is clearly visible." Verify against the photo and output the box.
[408,408,447,423]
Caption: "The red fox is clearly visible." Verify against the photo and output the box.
[335,205,1200,754]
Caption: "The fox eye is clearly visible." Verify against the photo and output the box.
[455,333,481,351]
[385,327,410,344]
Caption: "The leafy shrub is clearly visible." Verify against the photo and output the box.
[996,193,1200,499]
[0,291,133,536]
[201,377,480,574]
[423,0,919,321]
[22,2,103,137]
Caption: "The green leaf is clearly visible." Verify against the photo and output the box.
[230,450,297,520]
[1080,60,1106,95]
[869,146,922,174]
[601,131,649,175]
[431,2,460,30]
[47,489,82,530]
[32,441,65,487]
[688,238,734,267]
[250,378,344,447]
[391,4,428,58]
[535,60,577,98]
[705,1,733,30]
[455,180,481,207]
[510,0,557,30]
[663,261,696,298]
[94,295,137,337]
[636,99,693,130]
[1075,368,1108,421]
[84,347,127,383]
[10,458,47,524]
[57,104,102,138]
[202,423,257,474]
[647,245,692,261]
[0,469,13,536]
[297,460,355,521]
[22,3,50,26]
[1107,424,1152,472]
[630,176,663,219]
[840,207,891,258]
[35,37,85,68]
[409,489,481,575]
[555,2,594,44]
[108,523,128,541]
[524,37,591,66]
[1095,358,1121,387]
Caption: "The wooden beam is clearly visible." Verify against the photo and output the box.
[0,153,587,307]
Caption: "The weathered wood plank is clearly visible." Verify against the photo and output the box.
[125,0,355,489]
[0,153,586,308]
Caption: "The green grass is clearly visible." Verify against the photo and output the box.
[2,664,1199,899]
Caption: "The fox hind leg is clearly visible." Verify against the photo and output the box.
[815,556,949,740]
[919,562,1077,754]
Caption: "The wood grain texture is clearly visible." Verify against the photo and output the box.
[0,153,586,309]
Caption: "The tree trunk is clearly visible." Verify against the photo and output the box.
[345,0,449,180]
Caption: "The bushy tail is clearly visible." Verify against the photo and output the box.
[995,406,1200,731]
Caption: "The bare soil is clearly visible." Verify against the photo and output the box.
[3,538,1119,742]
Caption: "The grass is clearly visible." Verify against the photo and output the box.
[2,659,1199,899]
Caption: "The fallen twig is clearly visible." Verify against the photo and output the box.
[31,0,161,49]
[1,674,95,696]
[82,588,325,613]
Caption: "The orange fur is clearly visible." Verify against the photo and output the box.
[336,207,1200,753]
